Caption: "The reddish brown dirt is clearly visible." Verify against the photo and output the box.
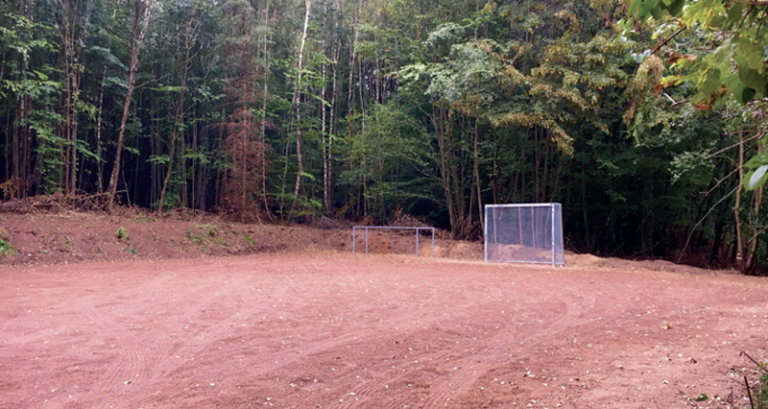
[0,212,483,266]
[1,249,767,409]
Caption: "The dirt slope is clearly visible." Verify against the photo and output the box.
[0,211,486,267]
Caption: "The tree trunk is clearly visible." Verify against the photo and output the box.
[474,119,483,233]
[107,0,155,212]
[261,0,271,218]
[733,132,745,271]
[289,0,312,220]
[327,39,339,214]
[433,104,456,236]
[95,67,106,193]
[320,52,328,214]
[745,139,765,273]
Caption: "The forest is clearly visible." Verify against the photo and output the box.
[1,0,767,273]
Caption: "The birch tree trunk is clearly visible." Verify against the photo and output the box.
[288,0,312,220]
[95,67,106,193]
[261,0,271,217]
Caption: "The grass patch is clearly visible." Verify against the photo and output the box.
[187,224,227,248]
[187,226,206,245]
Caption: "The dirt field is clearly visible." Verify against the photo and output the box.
[1,249,767,409]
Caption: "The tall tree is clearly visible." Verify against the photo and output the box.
[158,0,200,214]
[288,0,312,220]
[219,0,266,221]
[106,0,155,212]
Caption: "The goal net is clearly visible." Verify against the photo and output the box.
[484,203,565,266]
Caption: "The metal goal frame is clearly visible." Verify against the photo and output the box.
[352,226,435,257]
[484,203,564,266]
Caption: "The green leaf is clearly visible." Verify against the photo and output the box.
[665,0,685,17]
[724,3,745,29]
[627,0,643,17]
[696,69,722,100]
[650,3,666,20]
[738,66,765,93]
[298,171,316,181]
[745,152,768,169]
[746,165,768,190]
[741,86,757,104]
[726,74,753,104]
[148,154,170,165]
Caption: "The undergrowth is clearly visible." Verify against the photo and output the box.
[743,352,768,409]
[0,237,15,257]
[187,224,227,247]
[0,228,15,257]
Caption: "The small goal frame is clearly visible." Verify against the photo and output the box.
[352,226,435,257]
[484,203,565,266]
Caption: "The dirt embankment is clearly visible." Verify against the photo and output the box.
[0,211,737,277]
[0,211,492,267]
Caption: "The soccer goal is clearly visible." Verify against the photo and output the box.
[352,226,435,257]
[484,203,565,266]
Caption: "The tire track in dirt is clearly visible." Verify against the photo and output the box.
[420,285,599,408]
[59,272,179,408]
[208,271,374,401]
[82,295,153,405]
[342,283,483,407]
[131,277,251,408]
[316,280,542,409]
[204,267,458,408]
[131,263,341,407]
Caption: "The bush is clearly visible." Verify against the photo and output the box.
[0,238,14,257]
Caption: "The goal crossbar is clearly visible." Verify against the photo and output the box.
[352,226,435,257]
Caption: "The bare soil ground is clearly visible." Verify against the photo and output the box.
[1,212,767,408]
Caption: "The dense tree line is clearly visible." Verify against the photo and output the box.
[1,0,767,273]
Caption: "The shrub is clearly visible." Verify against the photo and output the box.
[0,238,14,257]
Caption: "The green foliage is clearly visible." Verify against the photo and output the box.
[186,226,205,245]
[0,237,15,257]
[116,227,129,240]
[625,0,768,107]
[338,102,435,221]
[187,224,226,247]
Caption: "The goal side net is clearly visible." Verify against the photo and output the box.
[484,203,565,266]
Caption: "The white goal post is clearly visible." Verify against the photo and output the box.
[484,203,565,266]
